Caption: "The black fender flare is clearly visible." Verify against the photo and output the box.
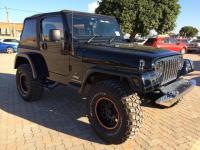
[14,53,49,79]
[79,67,134,94]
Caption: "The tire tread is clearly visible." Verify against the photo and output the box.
[88,79,143,143]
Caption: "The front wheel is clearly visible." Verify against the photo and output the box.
[16,64,44,101]
[87,80,143,144]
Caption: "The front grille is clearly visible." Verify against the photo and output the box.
[159,56,182,85]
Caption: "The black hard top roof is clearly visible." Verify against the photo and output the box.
[26,10,114,19]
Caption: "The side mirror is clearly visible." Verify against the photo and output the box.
[49,29,61,41]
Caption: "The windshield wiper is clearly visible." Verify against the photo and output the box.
[87,35,97,44]
[109,35,117,44]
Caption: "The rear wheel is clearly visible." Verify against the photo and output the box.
[6,47,14,54]
[87,80,143,144]
[16,64,44,101]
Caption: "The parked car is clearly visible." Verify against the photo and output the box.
[177,39,190,45]
[0,39,18,53]
[144,37,188,54]
[15,10,194,144]
[188,39,200,52]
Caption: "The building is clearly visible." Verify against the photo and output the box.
[0,22,23,40]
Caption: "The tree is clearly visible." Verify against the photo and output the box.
[179,26,199,37]
[96,0,180,40]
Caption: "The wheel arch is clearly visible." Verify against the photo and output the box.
[181,46,187,50]
[14,53,49,79]
[6,46,14,49]
[80,68,133,94]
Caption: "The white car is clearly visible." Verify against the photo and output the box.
[188,39,200,52]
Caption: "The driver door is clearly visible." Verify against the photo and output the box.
[40,15,70,82]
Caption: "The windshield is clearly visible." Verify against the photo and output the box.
[145,38,156,45]
[66,13,122,40]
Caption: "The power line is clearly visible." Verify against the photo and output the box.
[0,7,42,23]
[0,7,41,13]
[7,7,42,13]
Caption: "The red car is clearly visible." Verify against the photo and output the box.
[144,37,188,54]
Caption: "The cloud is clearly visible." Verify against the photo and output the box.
[88,1,99,13]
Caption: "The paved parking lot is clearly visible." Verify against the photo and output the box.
[0,53,200,150]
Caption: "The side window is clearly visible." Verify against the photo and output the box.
[170,39,177,44]
[41,16,64,41]
[160,39,165,44]
[20,19,37,47]
[163,38,170,44]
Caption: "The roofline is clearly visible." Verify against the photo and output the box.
[26,10,115,19]
[62,10,114,18]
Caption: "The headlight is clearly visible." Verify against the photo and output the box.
[177,56,184,70]
[155,61,164,77]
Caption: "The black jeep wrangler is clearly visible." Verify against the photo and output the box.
[15,10,195,144]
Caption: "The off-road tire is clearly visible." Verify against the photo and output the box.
[87,80,143,144]
[16,64,44,101]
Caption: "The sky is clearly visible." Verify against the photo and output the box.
[0,0,199,34]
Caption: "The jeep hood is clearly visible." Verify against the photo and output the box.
[81,43,180,71]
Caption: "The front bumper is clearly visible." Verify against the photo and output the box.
[155,79,196,107]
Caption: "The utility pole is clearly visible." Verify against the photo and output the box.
[5,6,10,23]
[4,6,13,37]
